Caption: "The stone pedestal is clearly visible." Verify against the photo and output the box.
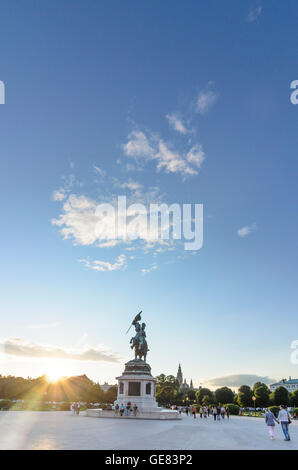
[87,358,181,420]
[86,409,180,420]
[114,359,159,411]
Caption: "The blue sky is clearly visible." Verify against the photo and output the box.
[1,0,298,389]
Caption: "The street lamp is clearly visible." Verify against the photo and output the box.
[252,396,256,413]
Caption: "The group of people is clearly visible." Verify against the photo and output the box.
[211,406,230,420]
[70,402,81,415]
[179,403,293,442]
[265,405,292,441]
[176,405,230,420]
[114,402,138,417]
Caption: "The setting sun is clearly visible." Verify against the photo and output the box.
[45,364,68,383]
[46,372,64,383]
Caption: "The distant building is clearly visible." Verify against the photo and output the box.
[176,364,194,391]
[269,377,298,393]
[100,382,115,392]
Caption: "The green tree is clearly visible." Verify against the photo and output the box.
[253,382,262,392]
[195,388,213,404]
[104,385,118,404]
[215,387,234,404]
[253,383,270,407]
[237,385,253,407]
[187,389,196,401]
[202,395,213,406]
[272,386,289,406]
[156,374,180,390]
[156,374,167,384]
[156,374,180,405]
[290,389,298,407]
[156,385,176,404]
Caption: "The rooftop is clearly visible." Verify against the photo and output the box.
[271,379,298,385]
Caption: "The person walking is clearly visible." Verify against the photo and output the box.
[114,403,119,416]
[221,406,225,419]
[217,406,221,421]
[278,405,291,441]
[199,407,203,418]
[192,405,197,419]
[119,403,125,416]
[264,408,279,439]
[212,406,217,421]
[133,404,138,416]
[76,402,80,415]
[226,406,230,420]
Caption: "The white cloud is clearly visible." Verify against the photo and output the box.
[247,4,262,22]
[166,113,189,135]
[52,89,211,273]
[51,188,164,250]
[118,179,143,191]
[156,140,195,176]
[141,263,158,275]
[195,90,218,115]
[52,194,99,246]
[122,131,204,177]
[2,337,119,363]
[122,130,154,159]
[186,144,205,168]
[52,174,75,202]
[237,223,257,237]
[122,87,216,177]
[98,240,120,248]
[204,374,275,388]
[78,254,127,272]
[52,189,67,201]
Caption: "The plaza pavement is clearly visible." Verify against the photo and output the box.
[0,411,297,450]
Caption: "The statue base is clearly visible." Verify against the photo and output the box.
[86,409,181,420]
[87,359,181,420]
[114,359,159,412]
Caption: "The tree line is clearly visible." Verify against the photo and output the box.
[0,374,117,404]
[156,375,298,408]
[2,373,297,410]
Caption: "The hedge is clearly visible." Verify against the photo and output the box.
[224,403,240,415]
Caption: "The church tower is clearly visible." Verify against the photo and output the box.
[190,379,194,390]
[176,363,183,387]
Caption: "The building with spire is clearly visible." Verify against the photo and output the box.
[176,364,194,391]
[177,363,183,387]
